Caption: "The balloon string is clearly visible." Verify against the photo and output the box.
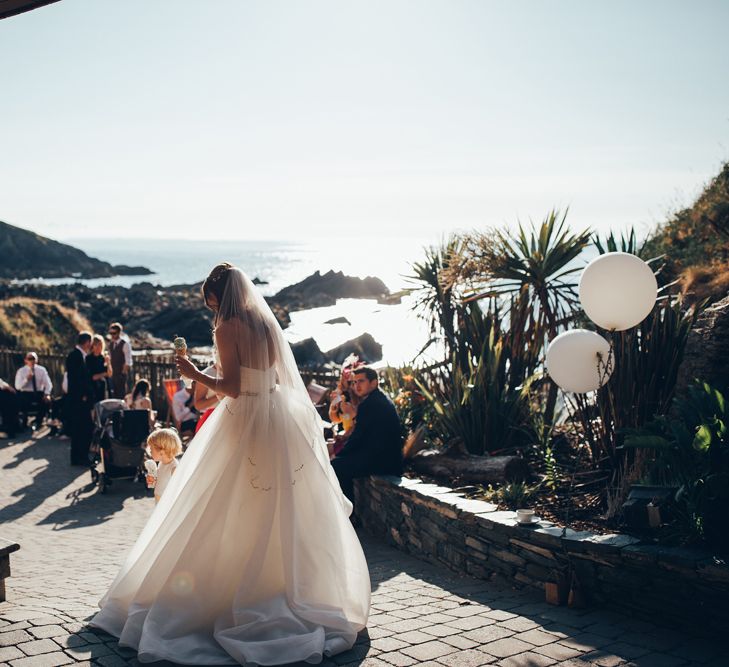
[596,329,615,388]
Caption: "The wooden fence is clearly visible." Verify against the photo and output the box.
[0,348,341,422]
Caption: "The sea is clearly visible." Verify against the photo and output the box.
[41,236,442,367]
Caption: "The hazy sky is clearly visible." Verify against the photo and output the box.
[1,0,728,242]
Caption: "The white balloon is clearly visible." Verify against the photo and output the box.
[546,330,612,393]
[579,252,657,331]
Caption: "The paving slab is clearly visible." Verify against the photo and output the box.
[0,433,723,666]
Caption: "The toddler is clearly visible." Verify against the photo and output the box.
[146,428,183,503]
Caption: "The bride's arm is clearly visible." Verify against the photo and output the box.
[175,321,241,399]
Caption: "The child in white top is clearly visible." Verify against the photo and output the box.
[146,428,183,503]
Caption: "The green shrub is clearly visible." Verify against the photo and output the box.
[622,382,729,547]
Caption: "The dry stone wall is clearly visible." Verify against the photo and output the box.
[354,475,729,634]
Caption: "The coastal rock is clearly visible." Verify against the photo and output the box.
[0,220,153,280]
[324,316,351,325]
[0,270,391,357]
[325,333,383,364]
[290,338,327,367]
[144,308,214,347]
[675,293,729,397]
[270,270,390,313]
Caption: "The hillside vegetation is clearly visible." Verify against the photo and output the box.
[643,162,729,302]
[0,298,91,351]
[0,220,152,280]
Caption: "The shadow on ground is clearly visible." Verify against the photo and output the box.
[0,429,148,528]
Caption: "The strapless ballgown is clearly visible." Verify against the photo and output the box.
[90,367,370,665]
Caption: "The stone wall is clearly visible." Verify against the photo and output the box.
[676,293,729,397]
[354,476,729,633]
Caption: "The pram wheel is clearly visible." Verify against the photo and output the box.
[90,468,99,484]
[98,474,108,494]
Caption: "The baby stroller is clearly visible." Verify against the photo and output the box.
[90,399,150,494]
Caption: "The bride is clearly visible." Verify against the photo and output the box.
[90,262,371,665]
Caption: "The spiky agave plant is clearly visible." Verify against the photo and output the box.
[405,235,463,364]
[446,210,591,425]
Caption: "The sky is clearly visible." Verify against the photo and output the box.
[0,0,728,243]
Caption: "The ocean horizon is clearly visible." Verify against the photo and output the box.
[42,236,440,367]
[55,236,437,295]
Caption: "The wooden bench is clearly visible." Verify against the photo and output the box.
[0,538,20,602]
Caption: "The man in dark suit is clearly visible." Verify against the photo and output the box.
[331,366,403,505]
[66,331,94,466]
[0,376,19,438]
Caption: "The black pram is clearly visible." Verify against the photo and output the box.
[90,399,150,493]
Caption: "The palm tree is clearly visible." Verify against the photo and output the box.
[405,235,462,362]
[446,210,592,424]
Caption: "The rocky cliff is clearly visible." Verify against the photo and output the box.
[0,220,152,280]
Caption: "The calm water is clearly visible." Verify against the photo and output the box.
[24,237,598,366]
[57,237,432,294]
[48,237,439,366]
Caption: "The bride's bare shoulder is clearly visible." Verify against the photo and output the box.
[213,319,238,343]
[214,317,254,341]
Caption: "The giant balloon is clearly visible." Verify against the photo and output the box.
[546,329,612,393]
[579,252,657,331]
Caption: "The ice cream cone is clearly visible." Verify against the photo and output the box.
[173,336,187,357]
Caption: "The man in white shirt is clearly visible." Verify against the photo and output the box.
[172,385,198,433]
[15,352,53,429]
[0,376,20,438]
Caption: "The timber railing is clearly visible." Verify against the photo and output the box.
[0,348,340,422]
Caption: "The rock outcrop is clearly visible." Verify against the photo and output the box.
[0,220,152,280]
[326,333,383,364]
[0,271,391,356]
[290,338,327,367]
[675,293,729,396]
[269,270,390,313]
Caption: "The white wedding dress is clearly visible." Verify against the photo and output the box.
[90,269,371,665]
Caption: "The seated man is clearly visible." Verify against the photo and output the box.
[15,352,53,429]
[172,384,198,434]
[331,366,403,505]
[0,377,20,438]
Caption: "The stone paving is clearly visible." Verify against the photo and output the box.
[0,431,722,667]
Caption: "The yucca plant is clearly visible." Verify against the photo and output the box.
[405,235,463,363]
[451,210,591,338]
[593,228,643,256]
[415,306,535,455]
[444,211,591,425]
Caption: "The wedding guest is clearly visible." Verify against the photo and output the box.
[172,384,198,433]
[66,331,95,466]
[14,352,53,429]
[328,355,363,457]
[193,363,220,433]
[125,378,156,426]
[145,427,182,503]
[108,322,133,399]
[0,376,20,438]
[331,366,403,505]
[125,379,153,410]
[87,334,111,403]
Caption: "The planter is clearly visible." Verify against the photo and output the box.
[355,475,729,634]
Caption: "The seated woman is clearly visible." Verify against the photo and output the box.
[327,355,364,458]
[125,379,156,425]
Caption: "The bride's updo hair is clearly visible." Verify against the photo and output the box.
[202,262,234,313]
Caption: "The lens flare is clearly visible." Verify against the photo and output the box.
[171,571,195,596]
